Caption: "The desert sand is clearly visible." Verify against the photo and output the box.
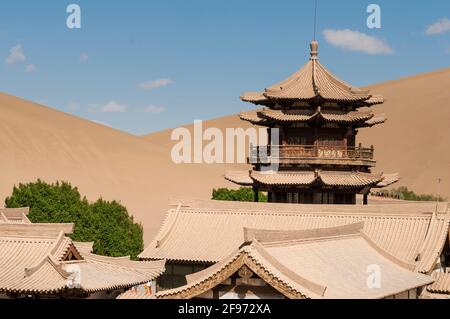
[0,68,449,242]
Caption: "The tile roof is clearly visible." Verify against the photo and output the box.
[240,108,385,127]
[0,222,165,296]
[140,199,449,275]
[0,208,31,224]
[251,170,383,187]
[240,41,384,106]
[261,109,374,124]
[427,272,450,294]
[155,223,433,299]
[224,170,253,186]
[117,284,154,299]
[226,170,399,188]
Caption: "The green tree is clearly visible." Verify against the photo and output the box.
[212,187,267,202]
[5,180,143,259]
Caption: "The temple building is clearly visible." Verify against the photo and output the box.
[0,208,165,299]
[226,41,399,205]
[137,198,450,299]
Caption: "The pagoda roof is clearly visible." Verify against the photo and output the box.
[241,41,384,106]
[240,108,385,127]
[140,198,450,275]
[154,223,433,299]
[225,170,399,189]
[0,219,165,296]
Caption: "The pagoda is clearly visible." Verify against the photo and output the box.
[226,41,399,205]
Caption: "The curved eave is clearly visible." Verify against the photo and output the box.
[362,115,387,128]
[260,109,374,125]
[251,171,384,188]
[225,171,253,187]
[239,110,271,126]
[375,173,400,188]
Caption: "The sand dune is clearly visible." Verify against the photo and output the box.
[0,68,449,242]
[0,93,243,241]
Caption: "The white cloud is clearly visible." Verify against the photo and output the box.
[25,64,37,73]
[80,53,89,63]
[323,29,393,55]
[142,105,165,114]
[6,44,26,64]
[90,100,128,113]
[138,78,173,90]
[426,18,450,35]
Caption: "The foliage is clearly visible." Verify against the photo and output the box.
[5,180,143,259]
[212,187,268,202]
[373,186,445,202]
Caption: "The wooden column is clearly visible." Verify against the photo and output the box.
[363,193,368,205]
[253,187,259,202]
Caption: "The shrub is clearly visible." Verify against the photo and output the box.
[5,180,143,259]
[372,186,445,202]
[212,187,267,202]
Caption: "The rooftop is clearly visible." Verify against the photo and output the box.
[140,198,449,275]
[241,41,384,106]
[156,223,433,299]
[0,210,165,296]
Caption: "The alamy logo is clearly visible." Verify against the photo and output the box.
[367,4,382,29]
[170,121,279,172]
[66,4,81,29]
[65,264,81,289]
[366,264,382,289]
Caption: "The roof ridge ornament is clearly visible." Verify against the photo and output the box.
[310,41,319,60]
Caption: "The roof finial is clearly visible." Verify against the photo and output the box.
[310,41,319,59]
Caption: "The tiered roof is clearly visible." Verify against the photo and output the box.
[241,41,384,107]
[155,223,433,299]
[225,170,399,189]
[140,199,449,275]
[240,108,386,128]
[239,41,386,129]
[0,212,165,297]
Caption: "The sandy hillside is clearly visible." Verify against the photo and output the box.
[0,93,244,242]
[1,68,449,242]
[359,68,450,200]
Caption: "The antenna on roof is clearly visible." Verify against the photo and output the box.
[313,0,319,41]
[435,178,442,213]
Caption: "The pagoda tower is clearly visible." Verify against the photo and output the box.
[226,41,399,205]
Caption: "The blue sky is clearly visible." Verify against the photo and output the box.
[0,0,449,134]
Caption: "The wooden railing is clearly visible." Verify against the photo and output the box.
[250,144,374,163]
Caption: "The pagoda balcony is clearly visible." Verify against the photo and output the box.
[249,144,375,167]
